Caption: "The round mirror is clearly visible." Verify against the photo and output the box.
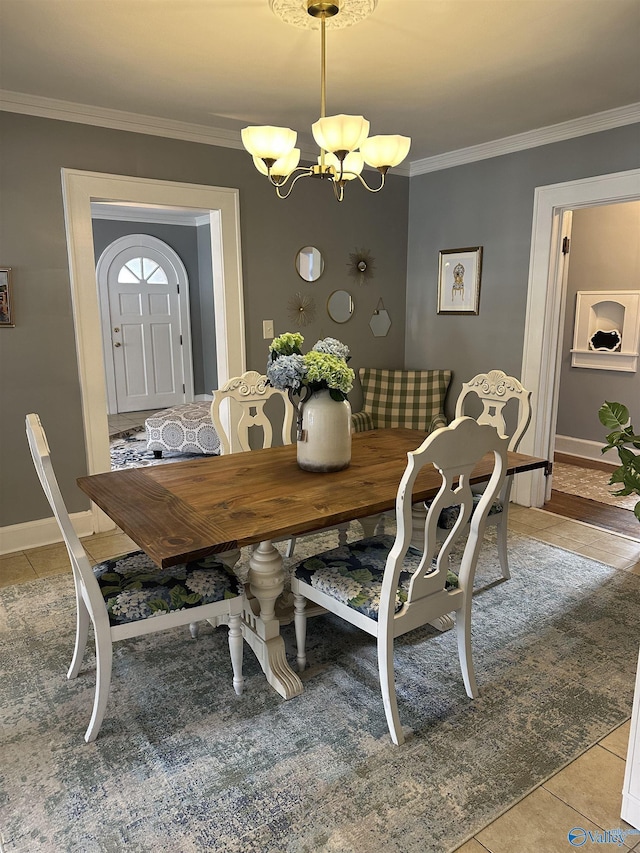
[295,246,324,282]
[327,290,354,324]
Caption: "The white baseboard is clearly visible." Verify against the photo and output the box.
[195,394,213,402]
[0,510,96,555]
[622,790,640,831]
[554,435,611,464]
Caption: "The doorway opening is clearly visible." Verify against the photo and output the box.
[514,167,640,510]
[62,169,246,532]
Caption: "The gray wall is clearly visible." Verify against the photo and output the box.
[0,111,408,527]
[405,124,640,422]
[556,201,640,442]
[91,218,215,397]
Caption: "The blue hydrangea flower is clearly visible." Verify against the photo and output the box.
[266,353,307,391]
[312,337,350,360]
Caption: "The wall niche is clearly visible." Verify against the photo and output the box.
[571,290,640,372]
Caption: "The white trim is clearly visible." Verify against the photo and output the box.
[514,168,640,507]
[91,202,211,227]
[554,435,611,464]
[4,90,635,178]
[410,104,640,176]
[0,511,97,556]
[61,169,246,533]
[0,90,245,149]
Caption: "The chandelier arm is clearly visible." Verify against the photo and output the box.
[331,181,345,202]
[353,170,387,193]
[274,169,316,200]
[267,165,313,189]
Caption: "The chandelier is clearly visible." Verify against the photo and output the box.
[241,0,411,202]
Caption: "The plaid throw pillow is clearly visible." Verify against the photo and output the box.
[356,368,452,433]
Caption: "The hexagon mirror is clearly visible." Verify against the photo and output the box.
[295,246,324,282]
[370,300,391,337]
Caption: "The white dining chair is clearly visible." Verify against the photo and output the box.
[26,413,245,743]
[453,369,532,580]
[291,417,508,745]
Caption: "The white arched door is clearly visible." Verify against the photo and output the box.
[97,234,194,413]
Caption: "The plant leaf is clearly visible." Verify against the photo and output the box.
[598,401,629,430]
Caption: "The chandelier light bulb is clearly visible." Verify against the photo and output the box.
[253,148,301,179]
[241,126,297,162]
[360,135,411,169]
[312,115,370,155]
[325,151,364,180]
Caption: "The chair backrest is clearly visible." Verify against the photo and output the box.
[25,414,104,612]
[210,370,295,454]
[455,369,532,452]
[358,367,452,432]
[379,417,508,627]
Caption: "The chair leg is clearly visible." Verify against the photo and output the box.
[495,511,511,580]
[285,537,297,558]
[455,602,478,699]
[189,621,200,638]
[228,613,244,696]
[377,631,404,745]
[84,631,113,743]
[337,524,349,547]
[67,596,90,679]
[293,592,308,672]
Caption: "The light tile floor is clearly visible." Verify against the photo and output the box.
[1,507,639,851]
[107,409,158,438]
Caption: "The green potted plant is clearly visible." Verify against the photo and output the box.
[598,401,640,521]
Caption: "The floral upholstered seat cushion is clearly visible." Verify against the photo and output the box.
[427,493,504,530]
[294,534,458,621]
[94,552,242,626]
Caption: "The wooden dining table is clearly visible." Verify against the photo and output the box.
[78,427,547,700]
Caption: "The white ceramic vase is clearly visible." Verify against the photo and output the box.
[297,389,352,472]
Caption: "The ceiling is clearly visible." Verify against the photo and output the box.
[1,0,639,166]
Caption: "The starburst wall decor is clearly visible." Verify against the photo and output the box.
[347,248,375,285]
[287,291,316,326]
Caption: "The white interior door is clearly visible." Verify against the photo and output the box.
[97,235,194,413]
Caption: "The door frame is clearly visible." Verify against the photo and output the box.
[62,169,246,531]
[96,233,195,414]
[514,167,640,507]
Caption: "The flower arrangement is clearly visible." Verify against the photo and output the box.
[267,332,354,402]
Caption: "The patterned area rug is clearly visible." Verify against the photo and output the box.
[553,460,637,511]
[2,528,639,853]
[110,432,210,470]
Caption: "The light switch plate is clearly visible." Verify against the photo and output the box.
[262,320,274,339]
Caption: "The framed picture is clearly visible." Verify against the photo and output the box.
[437,246,483,315]
[0,268,14,327]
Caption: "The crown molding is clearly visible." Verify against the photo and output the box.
[410,103,640,176]
[0,90,245,149]
[2,90,636,178]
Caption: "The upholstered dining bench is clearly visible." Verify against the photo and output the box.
[145,401,221,457]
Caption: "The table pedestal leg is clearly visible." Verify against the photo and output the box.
[244,540,303,699]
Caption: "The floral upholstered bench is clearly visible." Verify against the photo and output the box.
[145,401,221,457]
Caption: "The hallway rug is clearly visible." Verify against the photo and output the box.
[552,459,637,511]
[1,528,639,853]
[109,432,210,470]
